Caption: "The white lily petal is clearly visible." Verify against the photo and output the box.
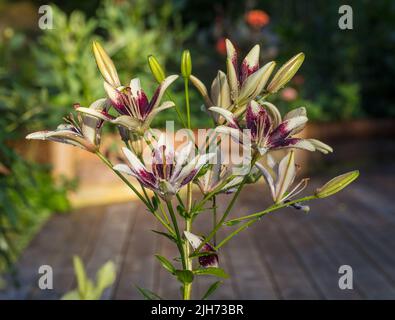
[255,163,276,200]
[275,151,296,203]
[111,116,141,130]
[150,75,179,110]
[143,101,175,128]
[208,107,238,128]
[113,164,133,176]
[184,231,202,250]
[284,107,307,120]
[261,102,282,129]
[211,71,232,109]
[121,147,147,172]
[190,75,214,107]
[238,61,275,103]
[307,139,333,154]
[173,141,194,178]
[76,107,113,122]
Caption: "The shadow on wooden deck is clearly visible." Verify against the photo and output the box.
[1,138,395,300]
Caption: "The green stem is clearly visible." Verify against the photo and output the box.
[212,196,217,246]
[95,151,150,208]
[183,75,193,300]
[166,91,187,128]
[166,200,186,270]
[184,78,191,129]
[96,151,174,236]
[225,195,316,224]
[217,195,316,249]
[194,155,259,253]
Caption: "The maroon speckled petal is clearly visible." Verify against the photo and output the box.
[136,89,150,119]
[240,60,259,85]
[198,243,219,268]
[180,168,198,186]
[269,137,300,149]
[246,102,271,141]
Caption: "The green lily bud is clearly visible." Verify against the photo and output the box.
[181,50,192,79]
[267,52,305,93]
[315,170,359,198]
[147,55,166,83]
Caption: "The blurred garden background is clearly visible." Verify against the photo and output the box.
[0,0,395,299]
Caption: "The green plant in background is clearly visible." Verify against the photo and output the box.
[32,1,194,128]
[0,28,70,277]
[62,256,116,300]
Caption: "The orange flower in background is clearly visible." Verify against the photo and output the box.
[245,9,270,28]
[280,87,298,102]
[216,37,227,55]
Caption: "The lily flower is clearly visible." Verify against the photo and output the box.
[184,231,219,268]
[113,136,215,200]
[26,98,110,152]
[256,151,309,206]
[77,41,177,134]
[210,100,333,156]
[190,39,275,123]
[197,148,247,195]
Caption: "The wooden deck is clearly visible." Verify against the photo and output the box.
[1,139,395,300]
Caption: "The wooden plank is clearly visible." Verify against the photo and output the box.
[329,190,395,285]
[2,206,104,300]
[84,203,135,300]
[112,206,158,299]
[273,210,362,299]
[306,200,395,299]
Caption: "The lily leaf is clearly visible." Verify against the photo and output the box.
[151,230,176,243]
[175,270,194,284]
[223,220,241,226]
[202,281,222,300]
[194,267,229,279]
[155,255,176,274]
[135,285,163,300]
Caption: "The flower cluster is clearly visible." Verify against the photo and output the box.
[26,38,358,300]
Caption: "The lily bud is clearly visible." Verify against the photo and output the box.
[147,55,166,83]
[315,170,359,198]
[181,50,192,79]
[267,52,305,93]
[92,41,120,87]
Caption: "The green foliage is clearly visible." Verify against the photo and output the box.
[202,281,222,300]
[193,267,229,279]
[136,285,163,300]
[62,256,116,300]
[0,29,70,274]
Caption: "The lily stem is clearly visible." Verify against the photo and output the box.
[95,151,149,207]
[166,200,186,270]
[217,195,317,249]
[183,75,193,300]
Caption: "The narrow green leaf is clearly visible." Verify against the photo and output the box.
[151,196,159,211]
[151,230,176,243]
[202,281,222,300]
[135,285,163,300]
[73,256,88,298]
[155,255,176,274]
[223,220,241,226]
[194,267,229,279]
[175,270,194,284]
